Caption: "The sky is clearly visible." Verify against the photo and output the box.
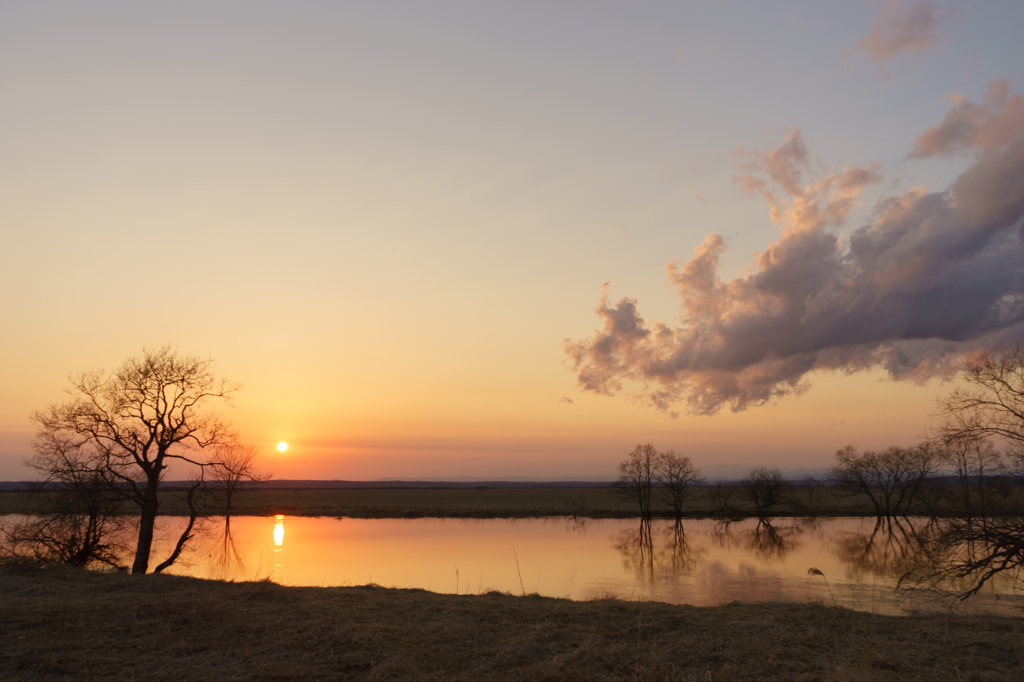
[1,1,1022,480]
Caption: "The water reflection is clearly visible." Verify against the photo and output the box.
[273,515,284,546]
[708,518,802,563]
[612,520,705,582]
[207,516,246,581]
[831,516,936,582]
[747,520,801,563]
[612,519,655,581]
[660,521,701,576]
[141,515,1021,615]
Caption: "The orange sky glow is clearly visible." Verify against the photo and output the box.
[2,2,1022,481]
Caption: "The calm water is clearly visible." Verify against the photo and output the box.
[145,515,1021,616]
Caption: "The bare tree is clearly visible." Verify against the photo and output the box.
[937,346,1024,449]
[615,443,659,519]
[2,431,127,568]
[209,441,270,514]
[940,434,1005,521]
[739,466,790,519]
[921,348,1024,597]
[827,444,937,517]
[31,346,239,574]
[657,450,703,521]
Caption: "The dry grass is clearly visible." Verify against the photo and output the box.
[1,486,889,519]
[2,561,1021,681]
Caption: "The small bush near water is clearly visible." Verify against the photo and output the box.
[2,560,1021,681]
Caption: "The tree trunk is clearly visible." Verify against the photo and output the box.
[132,480,160,574]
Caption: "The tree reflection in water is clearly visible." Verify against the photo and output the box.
[208,516,246,581]
[830,516,937,583]
[709,518,802,563]
[565,515,589,536]
[746,519,801,563]
[611,519,705,582]
[830,516,1024,603]
[660,520,701,576]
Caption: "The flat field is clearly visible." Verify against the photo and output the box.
[1,485,880,518]
[2,561,1021,681]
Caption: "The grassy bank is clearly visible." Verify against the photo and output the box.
[0,486,887,519]
[1,561,1021,681]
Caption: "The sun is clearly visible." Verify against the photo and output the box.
[276,442,288,452]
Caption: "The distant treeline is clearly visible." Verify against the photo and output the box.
[3,474,1015,494]
[0,479,622,493]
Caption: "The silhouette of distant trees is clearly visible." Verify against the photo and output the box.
[615,444,659,519]
[739,466,790,519]
[658,450,704,520]
[615,444,703,519]
[827,444,937,518]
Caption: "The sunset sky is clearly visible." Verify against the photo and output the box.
[2,1,1022,481]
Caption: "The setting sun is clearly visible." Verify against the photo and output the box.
[277,442,288,452]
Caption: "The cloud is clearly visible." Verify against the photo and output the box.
[563,82,1024,416]
[910,80,1024,158]
[694,191,711,205]
[559,396,574,404]
[843,0,944,73]
[734,129,882,227]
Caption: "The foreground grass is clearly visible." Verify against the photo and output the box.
[2,563,1021,681]
[1,486,885,519]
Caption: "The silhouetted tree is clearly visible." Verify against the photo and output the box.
[937,346,1024,450]
[920,348,1024,597]
[657,450,703,521]
[939,433,1005,521]
[615,443,659,519]
[209,440,270,513]
[31,346,239,574]
[827,444,937,517]
[739,466,790,519]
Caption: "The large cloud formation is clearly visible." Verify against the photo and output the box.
[563,80,1024,416]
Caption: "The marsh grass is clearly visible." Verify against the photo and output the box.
[2,561,1022,681]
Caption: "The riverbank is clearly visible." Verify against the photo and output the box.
[0,485,889,518]
[2,560,1020,681]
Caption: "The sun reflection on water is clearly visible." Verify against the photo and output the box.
[273,515,285,547]
[272,515,285,575]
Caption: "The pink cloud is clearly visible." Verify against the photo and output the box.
[910,80,1024,158]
